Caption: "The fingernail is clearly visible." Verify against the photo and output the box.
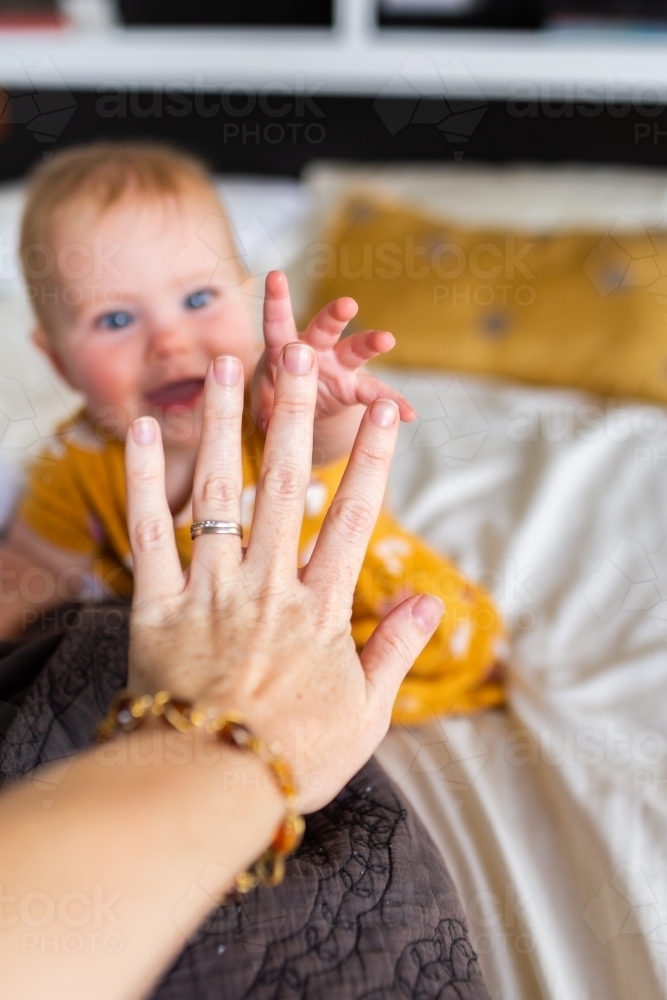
[411,594,444,633]
[132,417,156,445]
[213,355,241,385]
[282,342,313,374]
[370,399,398,427]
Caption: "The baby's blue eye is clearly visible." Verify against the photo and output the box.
[185,289,214,310]
[96,311,134,331]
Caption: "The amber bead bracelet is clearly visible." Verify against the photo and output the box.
[97,689,305,894]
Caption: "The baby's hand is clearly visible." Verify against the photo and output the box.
[251,271,416,432]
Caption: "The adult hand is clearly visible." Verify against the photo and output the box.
[125,343,442,813]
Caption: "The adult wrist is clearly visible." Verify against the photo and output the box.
[97,690,304,894]
[116,726,286,908]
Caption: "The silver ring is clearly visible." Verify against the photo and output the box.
[190,520,243,540]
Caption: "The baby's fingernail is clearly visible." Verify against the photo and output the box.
[370,399,398,427]
[213,355,241,385]
[132,417,157,445]
[283,343,313,374]
[411,594,444,633]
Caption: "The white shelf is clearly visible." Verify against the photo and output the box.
[0,24,667,99]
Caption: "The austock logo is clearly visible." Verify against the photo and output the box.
[583,216,667,317]
[171,213,287,301]
[373,54,488,159]
[584,862,667,951]
[0,374,76,458]
[0,55,76,153]
[395,375,488,474]
[584,538,667,641]
[389,709,489,808]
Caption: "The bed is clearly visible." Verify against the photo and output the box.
[1,163,666,1000]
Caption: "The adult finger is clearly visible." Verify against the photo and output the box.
[301,296,357,351]
[190,356,245,589]
[361,594,444,718]
[125,417,183,604]
[263,271,298,360]
[246,342,318,573]
[302,398,399,608]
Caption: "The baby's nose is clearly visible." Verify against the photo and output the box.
[145,324,190,361]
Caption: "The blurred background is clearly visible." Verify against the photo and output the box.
[1,0,667,176]
[3,1,667,501]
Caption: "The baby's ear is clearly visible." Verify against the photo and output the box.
[31,328,71,384]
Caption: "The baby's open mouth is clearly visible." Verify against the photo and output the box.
[145,378,205,410]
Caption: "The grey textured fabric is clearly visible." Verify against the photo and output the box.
[0,611,492,1000]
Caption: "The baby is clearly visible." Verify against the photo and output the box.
[0,142,505,724]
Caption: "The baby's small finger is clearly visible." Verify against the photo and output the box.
[334,330,395,370]
[263,271,298,355]
[302,297,357,350]
[250,368,276,435]
[394,394,416,421]
[355,375,417,421]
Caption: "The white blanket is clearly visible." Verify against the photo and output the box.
[377,367,667,1000]
[304,163,667,1000]
[2,164,667,1000]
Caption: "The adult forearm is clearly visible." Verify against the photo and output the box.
[0,726,283,1000]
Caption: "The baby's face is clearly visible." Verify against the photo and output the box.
[40,192,257,448]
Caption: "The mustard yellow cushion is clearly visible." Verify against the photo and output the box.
[302,196,667,403]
